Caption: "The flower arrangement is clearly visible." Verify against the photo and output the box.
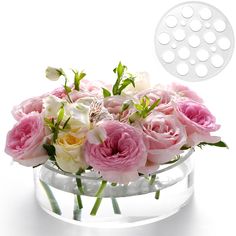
[5,62,227,217]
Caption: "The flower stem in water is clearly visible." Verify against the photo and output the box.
[111,198,121,214]
[73,195,82,221]
[40,180,61,215]
[90,180,107,216]
[155,190,160,200]
[90,198,103,216]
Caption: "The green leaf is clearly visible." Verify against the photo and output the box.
[63,116,71,129]
[198,141,228,149]
[57,105,65,125]
[43,144,56,160]
[147,98,161,113]
[117,61,125,79]
[102,88,111,98]
[121,100,133,112]
[134,104,143,111]
[180,145,191,150]
[118,77,135,94]
[73,70,86,91]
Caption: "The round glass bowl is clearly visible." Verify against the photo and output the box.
[33,148,194,228]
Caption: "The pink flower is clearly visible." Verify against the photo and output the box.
[12,95,45,121]
[175,100,220,146]
[85,121,147,184]
[5,113,48,167]
[51,87,67,99]
[80,79,104,97]
[136,88,174,114]
[170,83,203,103]
[139,113,187,174]
[104,95,135,121]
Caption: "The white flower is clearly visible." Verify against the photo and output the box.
[43,95,63,118]
[122,72,151,95]
[45,67,63,81]
[87,126,107,144]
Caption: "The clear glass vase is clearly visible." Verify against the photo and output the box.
[33,148,194,228]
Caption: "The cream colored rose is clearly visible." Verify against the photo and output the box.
[54,132,88,173]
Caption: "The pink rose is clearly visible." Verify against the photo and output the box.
[104,95,135,121]
[5,113,48,167]
[136,88,174,114]
[139,113,187,174]
[12,95,45,121]
[85,121,147,184]
[170,83,203,103]
[80,79,104,97]
[175,100,220,146]
[51,87,67,99]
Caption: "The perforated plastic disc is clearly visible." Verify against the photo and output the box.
[155,1,234,81]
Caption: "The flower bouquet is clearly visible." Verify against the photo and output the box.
[5,62,227,227]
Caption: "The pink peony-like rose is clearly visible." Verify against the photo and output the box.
[12,95,46,121]
[5,113,48,167]
[175,100,220,146]
[170,83,203,103]
[139,113,187,174]
[136,88,174,114]
[85,121,147,184]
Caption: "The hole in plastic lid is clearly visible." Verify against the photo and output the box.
[218,37,231,50]
[162,51,175,63]
[173,29,186,41]
[195,64,208,77]
[176,63,189,76]
[196,49,209,61]
[190,20,202,32]
[178,46,190,59]
[211,54,224,68]
[210,46,217,52]
[182,6,194,18]
[165,15,178,28]
[158,33,170,45]
[213,19,226,32]
[199,8,212,20]
[188,35,201,47]
[204,31,216,44]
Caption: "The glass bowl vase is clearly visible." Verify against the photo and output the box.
[33,148,194,228]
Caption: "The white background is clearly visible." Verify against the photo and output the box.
[0,0,235,235]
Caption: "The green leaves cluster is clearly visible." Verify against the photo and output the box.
[72,69,86,91]
[45,66,86,103]
[131,96,160,121]
[102,62,135,98]
[44,104,70,142]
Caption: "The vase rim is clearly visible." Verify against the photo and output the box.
[41,148,194,181]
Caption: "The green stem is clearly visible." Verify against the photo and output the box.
[73,196,81,221]
[76,170,84,195]
[155,190,160,200]
[149,174,156,185]
[76,194,83,209]
[111,198,121,214]
[40,180,61,215]
[90,198,103,216]
[90,180,107,216]
[95,180,107,197]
